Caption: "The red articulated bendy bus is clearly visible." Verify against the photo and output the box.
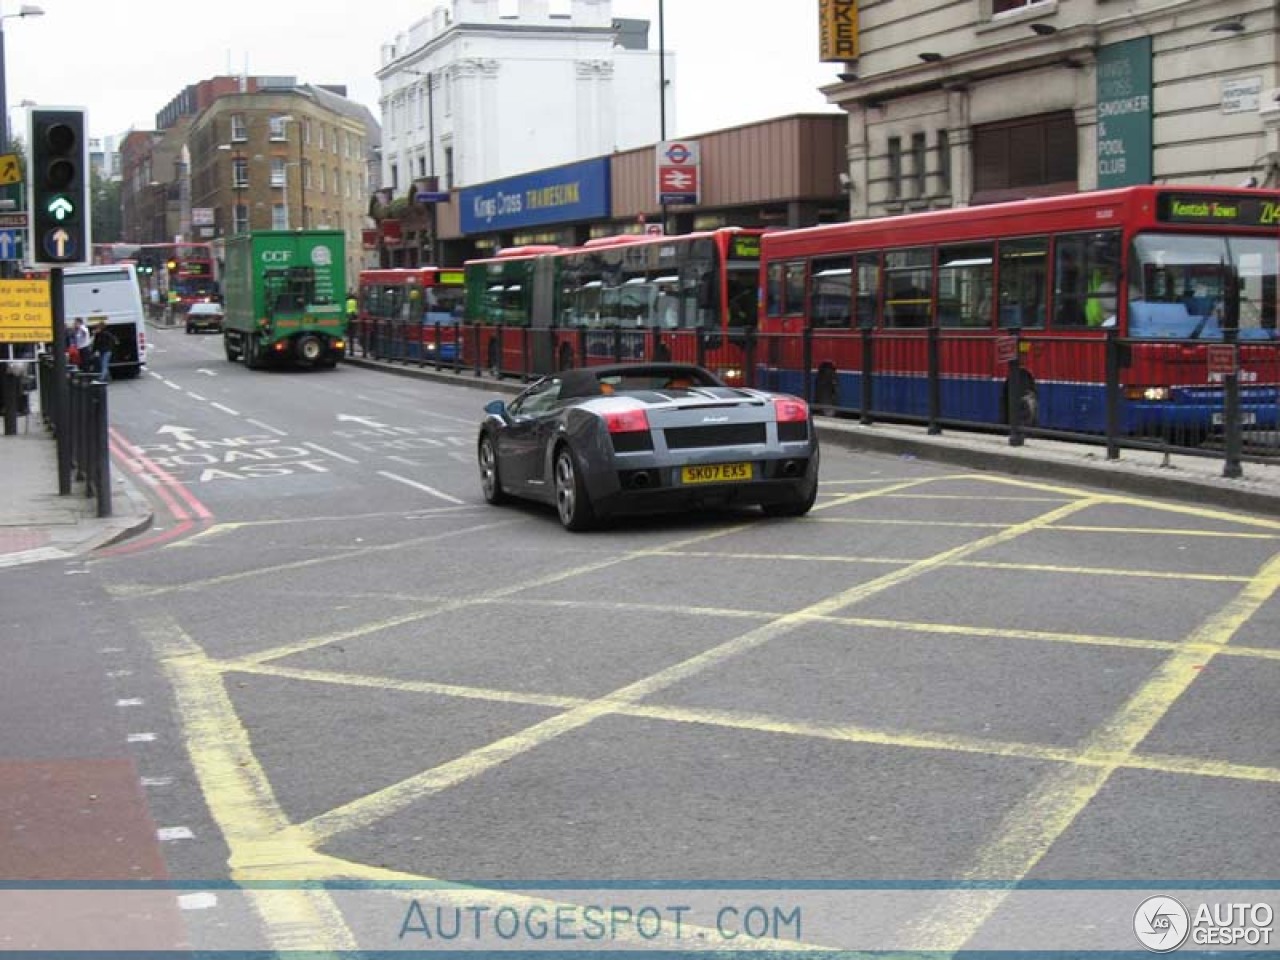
[460,228,764,384]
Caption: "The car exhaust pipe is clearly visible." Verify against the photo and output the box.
[781,460,802,478]
[630,471,652,489]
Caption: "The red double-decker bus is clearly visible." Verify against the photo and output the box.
[142,242,220,308]
[758,185,1279,442]
[459,227,764,384]
[356,266,466,362]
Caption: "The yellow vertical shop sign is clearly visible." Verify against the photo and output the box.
[819,0,859,61]
[0,279,52,343]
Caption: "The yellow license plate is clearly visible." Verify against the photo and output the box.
[681,462,752,484]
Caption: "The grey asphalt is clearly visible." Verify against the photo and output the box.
[4,356,1280,569]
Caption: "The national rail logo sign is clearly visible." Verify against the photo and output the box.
[656,139,700,206]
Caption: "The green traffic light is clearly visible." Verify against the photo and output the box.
[45,194,75,221]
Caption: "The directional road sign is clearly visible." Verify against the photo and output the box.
[0,228,24,261]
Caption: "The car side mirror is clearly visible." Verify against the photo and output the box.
[484,399,508,419]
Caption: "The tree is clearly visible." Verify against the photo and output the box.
[91,166,122,243]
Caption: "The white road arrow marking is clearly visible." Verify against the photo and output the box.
[156,425,198,443]
[337,414,390,429]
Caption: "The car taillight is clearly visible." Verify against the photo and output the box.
[604,408,649,433]
[773,397,809,422]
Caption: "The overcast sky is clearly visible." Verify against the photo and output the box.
[4,0,840,144]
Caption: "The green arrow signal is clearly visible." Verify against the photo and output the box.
[47,195,75,221]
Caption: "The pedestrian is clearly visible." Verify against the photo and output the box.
[90,320,116,383]
[345,289,358,355]
[66,317,91,367]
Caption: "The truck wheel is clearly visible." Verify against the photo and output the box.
[224,338,240,362]
[245,335,261,369]
[297,335,324,364]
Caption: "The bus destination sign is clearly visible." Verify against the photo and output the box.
[1158,193,1280,227]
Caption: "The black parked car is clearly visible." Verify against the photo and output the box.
[477,362,820,531]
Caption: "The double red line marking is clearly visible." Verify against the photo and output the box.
[101,426,214,555]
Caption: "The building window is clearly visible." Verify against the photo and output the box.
[887,136,902,201]
[938,129,951,196]
[390,164,399,192]
[232,157,248,189]
[271,158,286,188]
[272,203,287,230]
[912,132,927,197]
[230,114,247,142]
[269,115,291,141]
[444,148,454,190]
[233,203,249,234]
[993,0,1050,13]
[973,110,1077,203]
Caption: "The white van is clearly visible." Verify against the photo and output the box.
[62,264,148,378]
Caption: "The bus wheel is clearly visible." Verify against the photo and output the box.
[1007,373,1038,427]
[557,343,574,371]
[814,366,839,416]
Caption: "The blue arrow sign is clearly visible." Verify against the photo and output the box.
[0,228,22,261]
[43,227,78,261]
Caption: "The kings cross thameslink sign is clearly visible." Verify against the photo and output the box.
[1096,37,1153,188]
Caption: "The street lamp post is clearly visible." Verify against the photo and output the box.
[0,4,44,155]
[0,4,43,279]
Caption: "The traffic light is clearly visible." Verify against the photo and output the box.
[165,258,178,274]
[26,107,91,267]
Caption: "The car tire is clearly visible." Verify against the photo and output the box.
[762,450,819,518]
[553,443,596,531]
[478,433,509,505]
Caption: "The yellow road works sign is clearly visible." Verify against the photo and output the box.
[0,278,52,342]
[0,153,21,186]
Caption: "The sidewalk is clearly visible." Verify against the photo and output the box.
[5,358,1280,570]
[0,423,152,569]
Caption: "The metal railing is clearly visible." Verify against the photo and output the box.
[361,322,1280,479]
[37,355,112,517]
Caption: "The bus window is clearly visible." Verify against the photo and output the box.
[811,256,853,328]
[855,253,880,328]
[766,262,786,318]
[884,248,933,328]
[938,243,993,328]
[1129,233,1278,339]
[998,237,1047,328]
[1054,231,1121,328]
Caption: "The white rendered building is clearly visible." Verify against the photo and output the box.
[377,0,672,196]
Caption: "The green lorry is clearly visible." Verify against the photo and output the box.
[222,230,347,369]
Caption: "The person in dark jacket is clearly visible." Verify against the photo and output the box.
[90,321,116,383]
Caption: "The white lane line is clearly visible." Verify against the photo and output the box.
[187,392,208,401]
[127,732,157,743]
[164,381,182,391]
[141,776,174,788]
[377,471,467,505]
[157,826,195,842]
[178,892,219,910]
[247,418,287,436]
[304,441,359,464]
[116,698,145,707]
[211,402,240,416]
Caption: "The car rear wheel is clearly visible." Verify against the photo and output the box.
[762,451,819,518]
[478,433,509,505]
[554,444,595,531]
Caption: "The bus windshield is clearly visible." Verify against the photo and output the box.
[1129,233,1278,339]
